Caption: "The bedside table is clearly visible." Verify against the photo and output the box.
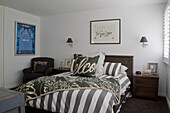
[133,74,159,100]
[51,67,70,75]
[0,87,25,113]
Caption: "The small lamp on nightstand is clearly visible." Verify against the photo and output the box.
[140,36,148,47]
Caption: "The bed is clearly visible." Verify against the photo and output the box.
[16,54,133,113]
[104,55,133,112]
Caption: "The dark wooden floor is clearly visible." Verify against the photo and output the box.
[120,97,170,113]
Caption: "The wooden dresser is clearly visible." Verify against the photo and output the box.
[133,74,159,100]
[0,87,25,113]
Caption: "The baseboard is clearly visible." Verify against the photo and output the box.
[4,82,22,89]
[158,93,166,97]
[166,95,170,110]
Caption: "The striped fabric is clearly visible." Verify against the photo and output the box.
[103,62,121,76]
[27,89,114,113]
[100,73,131,95]
[26,72,130,113]
[117,74,131,95]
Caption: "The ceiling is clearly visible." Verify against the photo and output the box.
[0,0,168,17]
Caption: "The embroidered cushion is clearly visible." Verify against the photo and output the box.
[33,61,48,73]
[103,62,121,76]
[83,52,105,77]
[72,55,99,77]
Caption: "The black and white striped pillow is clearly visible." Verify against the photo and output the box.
[103,62,121,76]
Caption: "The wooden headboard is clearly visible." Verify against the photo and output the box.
[74,54,134,83]
[104,55,133,83]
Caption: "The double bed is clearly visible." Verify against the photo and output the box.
[16,54,133,113]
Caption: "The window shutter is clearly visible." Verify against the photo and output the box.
[164,6,170,64]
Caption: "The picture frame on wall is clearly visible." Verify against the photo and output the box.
[90,19,121,44]
[64,58,72,68]
[148,63,158,74]
[15,21,36,55]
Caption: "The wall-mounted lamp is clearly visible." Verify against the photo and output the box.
[66,38,73,47]
[140,36,148,47]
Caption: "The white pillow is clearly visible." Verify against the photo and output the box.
[120,65,128,74]
[103,62,121,76]
[83,52,105,77]
[70,59,75,73]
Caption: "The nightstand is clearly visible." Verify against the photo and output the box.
[0,87,25,113]
[133,74,159,100]
[51,67,70,75]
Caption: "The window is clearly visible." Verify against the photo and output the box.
[164,6,170,64]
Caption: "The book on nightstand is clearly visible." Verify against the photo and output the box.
[142,69,152,76]
[142,73,152,76]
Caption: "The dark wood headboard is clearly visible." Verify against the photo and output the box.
[74,54,134,83]
[104,55,133,83]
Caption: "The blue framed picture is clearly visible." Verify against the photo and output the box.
[15,21,36,55]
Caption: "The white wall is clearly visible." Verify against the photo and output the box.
[3,7,40,88]
[0,5,3,87]
[40,4,166,95]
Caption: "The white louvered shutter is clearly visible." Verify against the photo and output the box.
[164,6,170,64]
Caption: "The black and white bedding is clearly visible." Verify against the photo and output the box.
[27,89,115,113]
[57,72,131,95]
[16,53,132,113]
[20,72,130,113]
[99,73,131,95]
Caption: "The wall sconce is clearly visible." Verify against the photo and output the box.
[140,37,148,47]
[66,38,73,47]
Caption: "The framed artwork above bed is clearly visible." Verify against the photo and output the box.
[90,19,121,44]
[15,21,36,55]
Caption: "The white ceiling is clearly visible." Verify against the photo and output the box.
[0,0,168,17]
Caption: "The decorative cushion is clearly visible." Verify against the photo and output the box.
[72,55,99,77]
[83,52,105,77]
[120,65,128,74]
[33,61,48,73]
[103,62,121,76]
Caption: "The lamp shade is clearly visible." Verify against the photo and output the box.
[140,37,148,42]
[66,38,73,43]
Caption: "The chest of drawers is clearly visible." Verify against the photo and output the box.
[133,75,159,100]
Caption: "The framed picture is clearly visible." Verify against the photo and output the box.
[148,63,158,74]
[64,58,72,68]
[90,19,121,44]
[15,21,36,55]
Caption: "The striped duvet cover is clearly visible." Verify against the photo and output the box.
[25,72,130,113]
